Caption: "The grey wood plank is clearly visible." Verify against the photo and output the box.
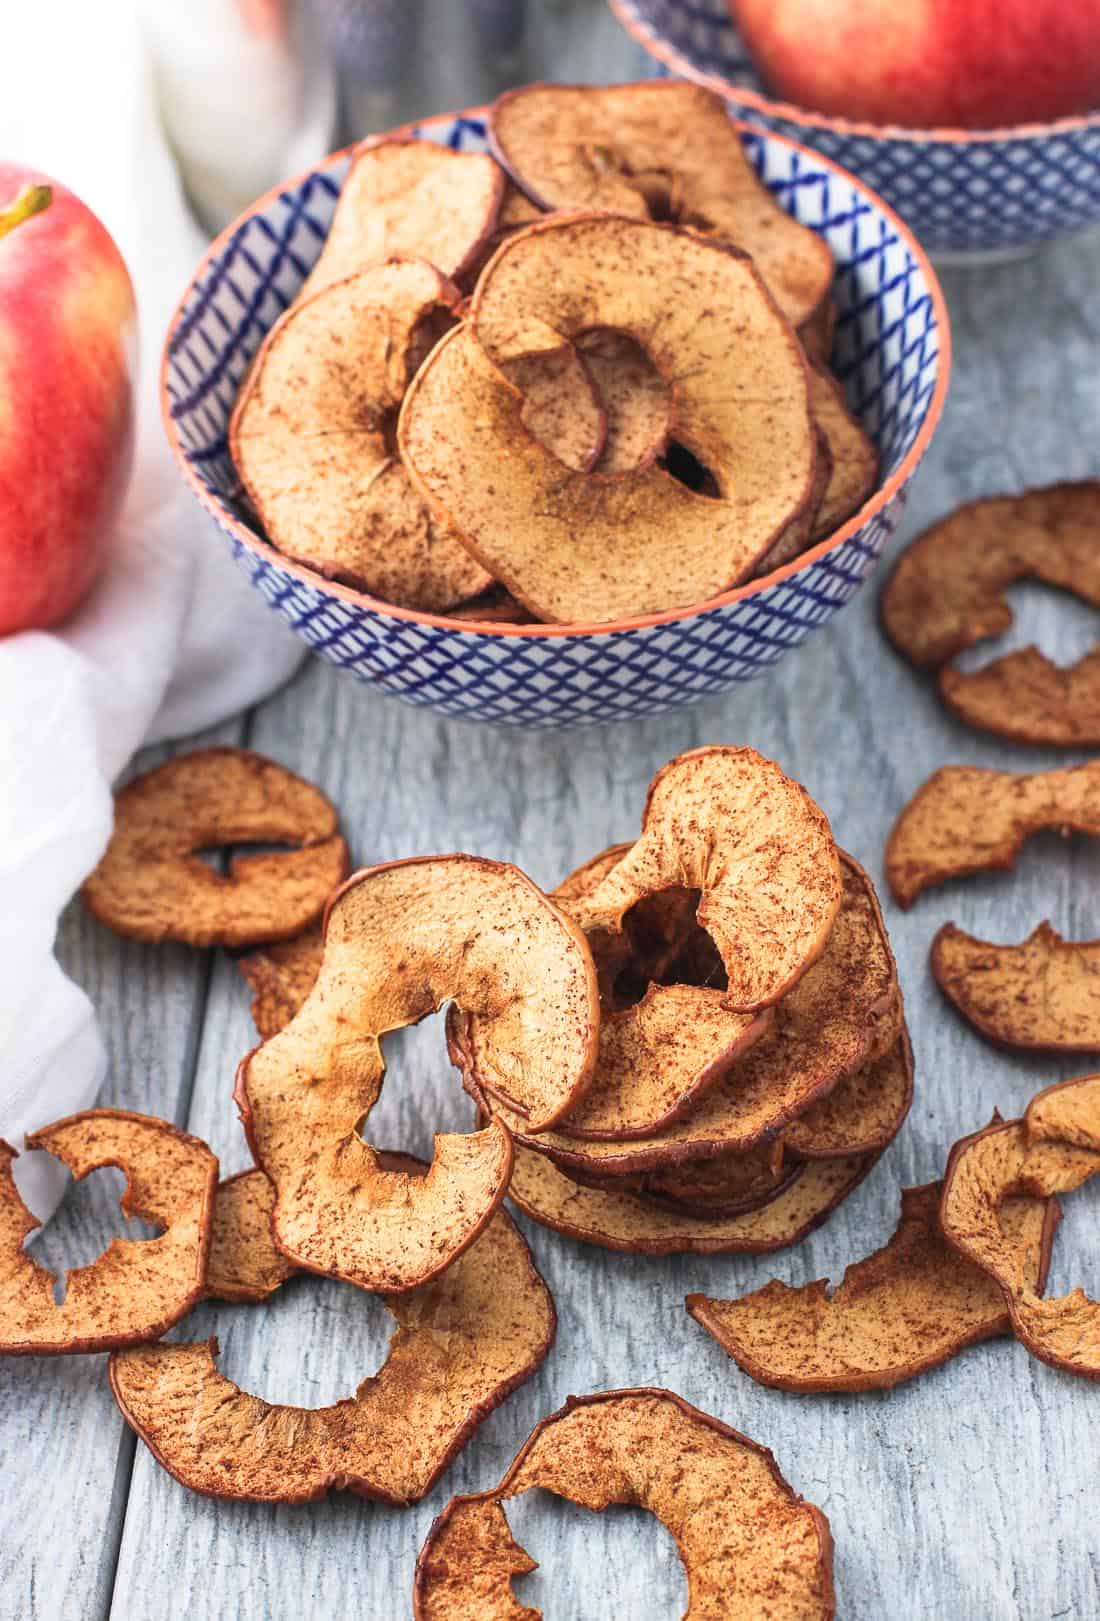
[0,719,245,1621]
[109,221,1100,1618]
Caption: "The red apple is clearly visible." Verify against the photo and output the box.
[731,0,1100,130]
[0,165,135,635]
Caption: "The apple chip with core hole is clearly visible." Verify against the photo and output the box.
[881,482,1100,746]
[236,855,598,1291]
[808,365,878,542]
[230,261,493,612]
[565,748,841,1015]
[399,218,815,624]
[239,925,325,1042]
[466,851,897,1179]
[932,922,1100,1053]
[688,1181,1061,1393]
[205,1171,294,1304]
[0,1111,216,1355]
[413,1388,835,1620]
[83,749,348,948]
[299,139,505,299]
[941,1075,1100,1380]
[885,760,1100,909]
[111,1154,555,1504]
[504,1139,879,1256]
[488,81,834,329]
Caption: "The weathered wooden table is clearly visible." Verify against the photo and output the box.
[3,4,1098,1617]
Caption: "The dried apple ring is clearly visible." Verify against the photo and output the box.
[886,759,1100,909]
[414,1388,835,1621]
[236,854,599,1292]
[238,925,326,1043]
[931,921,1100,1053]
[300,139,506,299]
[231,260,493,612]
[807,364,879,542]
[689,1180,1061,1393]
[0,1110,216,1355]
[82,748,348,948]
[489,81,834,328]
[941,1075,1100,1381]
[399,216,816,624]
[111,1154,555,1504]
[463,851,897,1179]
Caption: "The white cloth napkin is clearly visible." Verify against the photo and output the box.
[0,0,309,1215]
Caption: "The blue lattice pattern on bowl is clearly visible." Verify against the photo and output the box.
[611,0,1100,257]
[163,108,948,730]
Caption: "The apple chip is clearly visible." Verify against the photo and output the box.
[941,1075,1100,1381]
[489,81,834,328]
[505,1139,878,1255]
[83,749,348,948]
[238,925,324,1041]
[576,329,670,474]
[565,748,841,1014]
[799,297,838,366]
[205,1170,294,1304]
[932,921,1100,1053]
[414,1388,835,1620]
[300,139,505,298]
[752,425,832,576]
[468,849,896,1179]
[230,260,493,612]
[940,646,1100,747]
[0,1110,216,1355]
[881,482,1100,745]
[446,587,535,625]
[885,760,1100,908]
[399,216,816,624]
[808,365,878,542]
[111,1154,555,1503]
[688,1181,1061,1393]
[236,855,598,1291]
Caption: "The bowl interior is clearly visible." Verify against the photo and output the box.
[165,108,943,627]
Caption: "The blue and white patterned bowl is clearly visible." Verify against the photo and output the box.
[162,107,949,730]
[612,0,1100,259]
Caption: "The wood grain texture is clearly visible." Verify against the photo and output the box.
[5,4,1100,1617]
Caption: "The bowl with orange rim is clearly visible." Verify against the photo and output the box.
[611,0,1100,261]
[162,105,949,729]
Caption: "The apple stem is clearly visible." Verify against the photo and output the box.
[0,183,52,242]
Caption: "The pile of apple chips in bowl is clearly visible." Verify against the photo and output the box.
[229,82,878,628]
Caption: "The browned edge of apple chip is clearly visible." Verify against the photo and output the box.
[931,921,1100,1055]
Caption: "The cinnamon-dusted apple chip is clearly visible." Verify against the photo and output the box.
[466,850,896,1179]
[640,1140,796,1217]
[205,1170,294,1304]
[111,1154,555,1503]
[0,1110,216,1355]
[505,1139,878,1256]
[798,297,838,366]
[503,344,606,472]
[941,1075,1100,1380]
[300,138,505,298]
[688,1180,1061,1393]
[236,855,598,1291]
[567,748,841,1015]
[885,760,1100,908]
[807,365,878,542]
[231,260,492,612]
[445,587,535,625]
[489,81,834,328]
[83,749,348,948]
[414,1388,835,1620]
[932,921,1100,1053]
[399,216,816,624]
[238,925,324,1041]
[881,481,1100,745]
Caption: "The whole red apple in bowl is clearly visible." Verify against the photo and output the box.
[729,0,1100,131]
[0,166,135,636]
